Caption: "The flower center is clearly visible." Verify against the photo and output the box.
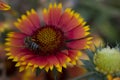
[32,25,64,55]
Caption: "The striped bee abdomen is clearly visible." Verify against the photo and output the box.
[24,36,40,52]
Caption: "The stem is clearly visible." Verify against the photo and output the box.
[71,72,96,80]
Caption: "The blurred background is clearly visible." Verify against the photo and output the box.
[0,0,120,80]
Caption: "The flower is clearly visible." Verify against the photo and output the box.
[81,45,120,80]
[94,46,120,74]
[0,1,11,11]
[5,3,91,72]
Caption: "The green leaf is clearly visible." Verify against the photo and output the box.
[36,67,42,77]
[81,59,95,71]
[85,49,94,61]
[53,68,58,80]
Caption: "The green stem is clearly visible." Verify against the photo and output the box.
[71,72,96,80]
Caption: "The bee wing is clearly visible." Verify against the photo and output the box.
[0,1,11,11]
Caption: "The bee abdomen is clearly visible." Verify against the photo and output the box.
[24,37,40,52]
[30,42,39,50]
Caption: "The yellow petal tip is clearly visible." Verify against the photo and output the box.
[58,3,62,8]
[15,62,20,67]
[19,67,25,72]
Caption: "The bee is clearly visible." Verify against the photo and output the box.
[24,36,40,53]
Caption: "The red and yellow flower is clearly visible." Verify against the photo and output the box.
[0,1,11,11]
[5,3,91,72]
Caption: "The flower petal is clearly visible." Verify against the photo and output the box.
[47,55,60,68]
[5,32,26,47]
[0,1,11,11]
[7,32,26,39]
[43,8,49,24]
[26,9,41,29]
[58,9,85,32]
[56,52,71,67]
[14,9,41,35]
[28,56,47,69]
[68,50,78,59]
[43,3,62,26]
[58,8,73,29]
[67,38,92,50]
[63,13,81,32]
[14,19,33,35]
[65,26,90,40]
[68,50,82,65]
[6,47,33,59]
[5,38,24,47]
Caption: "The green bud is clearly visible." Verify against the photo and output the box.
[94,46,120,74]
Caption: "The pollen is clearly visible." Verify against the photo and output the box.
[37,27,57,44]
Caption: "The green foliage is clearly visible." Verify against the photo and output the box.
[53,68,58,80]
[36,67,42,77]
[74,0,120,44]
[79,49,108,80]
